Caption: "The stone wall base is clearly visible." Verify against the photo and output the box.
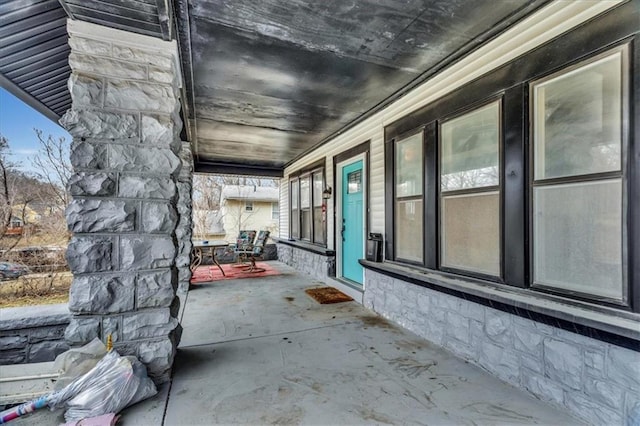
[276,244,333,281]
[0,305,70,365]
[363,269,639,425]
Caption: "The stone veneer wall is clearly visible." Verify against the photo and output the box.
[175,142,193,294]
[0,304,70,365]
[363,269,639,425]
[276,244,334,281]
[60,20,185,383]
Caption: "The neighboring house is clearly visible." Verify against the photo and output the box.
[29,201,64,218]
[4,205,41,236]
[220,185,279,242]
[5,216,24,236]
[192,209,225,241]
[11,205,41,226]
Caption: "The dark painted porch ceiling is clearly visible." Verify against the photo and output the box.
[178,0,550,174]
[0,0,551,176]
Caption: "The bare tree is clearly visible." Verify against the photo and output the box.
[0,131,72,252]
[191,174,278,240]
[29,130,72,245]
[0,135,46,251]
[31,129,71,207]
[0,135,13,233]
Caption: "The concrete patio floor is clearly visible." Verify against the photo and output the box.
[20,261,582,425]
[128,261,582,425]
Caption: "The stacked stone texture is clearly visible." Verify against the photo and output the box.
[276,245,334,281]
[176,142,193,293]
[0,309,70,364]
[61,29,186,383]
[363,269,640,425]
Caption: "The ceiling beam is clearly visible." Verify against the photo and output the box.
[195,161,283,178]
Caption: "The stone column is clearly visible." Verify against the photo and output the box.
[60,20,186,383]
[176,142,194,294]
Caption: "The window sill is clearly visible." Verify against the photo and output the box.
[273,238,335,256]
[360,260,640,348]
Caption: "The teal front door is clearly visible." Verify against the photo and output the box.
[341,160,364,285]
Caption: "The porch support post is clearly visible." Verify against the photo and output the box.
[176,142,194,293]
[60,20,186,382]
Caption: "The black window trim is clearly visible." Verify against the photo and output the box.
[437,96,505,283]
[288,159,327,247]
[382,1,638,313]
[527,42,631,308]
[392,127,427,266]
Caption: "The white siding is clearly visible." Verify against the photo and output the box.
[279,178,289,239]
[369,132,385,233]
[221,200,278,241]
[281,0,622,251]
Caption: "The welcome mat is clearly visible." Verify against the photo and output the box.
[190,262,281,283]
[305,287,353,304]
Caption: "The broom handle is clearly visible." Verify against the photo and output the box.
[0,395,49,424]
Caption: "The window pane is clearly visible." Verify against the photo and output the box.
[313,172,323,206]
[348,170,362,193]
[290,180,298,238]
[395,133,423,197]
[313,172,325,244]
[395,200,423,262]
[533,50,623,180]
[301,209,311,240]
[441,192,500,275]
[300,176,310,208]
[271,203,279,220]
[291,181,298,209]
[533,179,623,300]
[314,206,325,244]
[441,102,500,191]
[291,208,299,237]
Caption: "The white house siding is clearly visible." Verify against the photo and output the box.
[221,200,278,242]
[278,1,637,424]
[369,135,385,234]
[278,179,288,240]
[284,118,385,250]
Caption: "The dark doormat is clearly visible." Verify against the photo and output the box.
[305,287,353,304]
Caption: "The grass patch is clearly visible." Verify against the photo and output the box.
[0,272,71,308]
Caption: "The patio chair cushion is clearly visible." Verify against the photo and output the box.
[242,231,270,272]
[225,230,256,255]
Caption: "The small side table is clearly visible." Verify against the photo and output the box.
[191,240,229,277]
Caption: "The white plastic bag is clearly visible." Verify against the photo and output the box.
[48,350,157,422]
[53,338,107,390]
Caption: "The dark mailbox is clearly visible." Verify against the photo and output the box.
[366,233,383,262]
